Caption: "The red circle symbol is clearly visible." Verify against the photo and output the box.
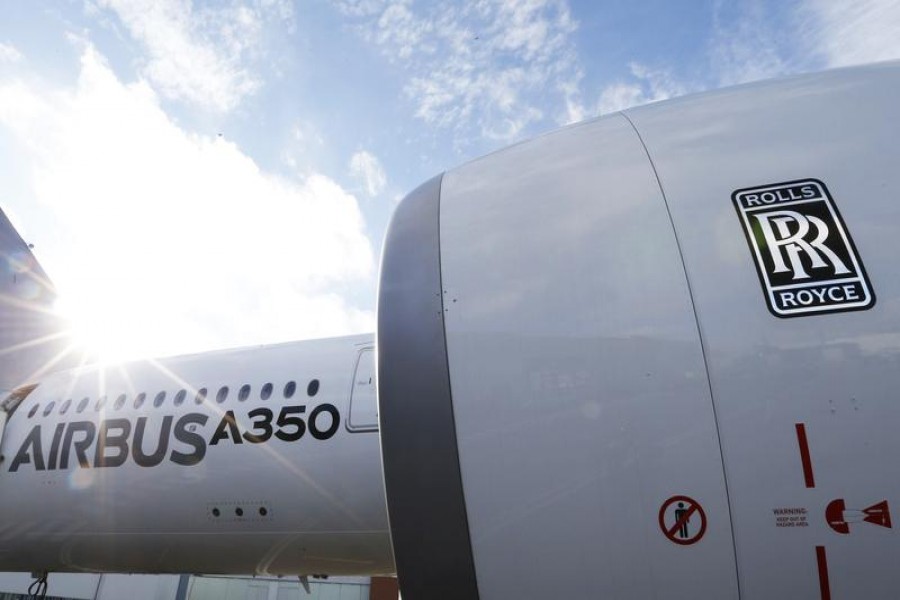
[659,495,707,546]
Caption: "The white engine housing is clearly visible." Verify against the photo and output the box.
[377,62,900,599]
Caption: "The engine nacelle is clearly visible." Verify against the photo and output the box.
[377,63,900,598]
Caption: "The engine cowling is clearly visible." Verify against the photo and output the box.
[377,62,900,599]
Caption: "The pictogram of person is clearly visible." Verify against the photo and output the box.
[674,502,690,538]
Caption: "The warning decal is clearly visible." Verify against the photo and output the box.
[783,423,896,597]
[825,498,892,534]
[659,495,707,546]
[773,507,809,528]
[732,179,875,317]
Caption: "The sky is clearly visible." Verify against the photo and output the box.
[0,0,899,362]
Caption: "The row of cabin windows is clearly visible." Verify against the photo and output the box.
[26,379,320,419]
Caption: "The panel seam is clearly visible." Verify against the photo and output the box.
[620,111,742,599]
[435,172,481,599]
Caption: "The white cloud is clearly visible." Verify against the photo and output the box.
[595,63,688,114]
[0,45,375,360]
[281,121,326,173]
[558,75,586,124]
[799,0,900,67]
[349,150,387,197]
[337,0,583,143]
[596,82,645,115]
[333,0,387,18]
[292,122,324,147]
[92,0,291,111]
[708,1,793,87]
[707,0,900,88]
[0,42,22,63]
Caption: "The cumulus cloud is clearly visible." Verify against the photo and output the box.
[336,0,583,143]
[281,121,327,173]
[707,1,793,87]
[707,1,900,88]
[595,63,689,114]
[798,0,900,67]
[0,45,375,360]
[336,0,900,143]
[332,0,386,18]
[92,0,292,111]
[349,150,387,197]
[591,2,795,117]
[0,42,22,63]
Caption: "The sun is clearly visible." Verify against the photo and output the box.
[54,293,140,366]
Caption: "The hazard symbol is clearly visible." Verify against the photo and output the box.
[825,498,892,534]
[659,495,707,545]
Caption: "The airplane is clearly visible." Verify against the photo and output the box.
[0,334,393,577]
[0,212,394,583]
[2,61,900,599]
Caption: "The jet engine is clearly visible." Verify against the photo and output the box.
[377,63,900,599]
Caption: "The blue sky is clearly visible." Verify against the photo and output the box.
[0,0,898,361]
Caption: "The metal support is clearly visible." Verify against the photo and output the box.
[27,571,48,599]
[174,574,192,600]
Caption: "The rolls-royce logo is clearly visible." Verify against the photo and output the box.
[732,179,874,317]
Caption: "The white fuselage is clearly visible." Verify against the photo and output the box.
[0,334,393,576]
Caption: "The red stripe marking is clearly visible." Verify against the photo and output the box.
[665,503,699,539]
[816,546,831,600]
[796,423,815,488]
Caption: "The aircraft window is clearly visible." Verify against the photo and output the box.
[284,381,296,399]
[95,396,107,411]
[153,391,166,407]
[134,392,146,409]
[174,389,186,406]
[77,397,89,413]
[43,401,56,416]
[307,379,320,397]
[195,388,207,405]
[260,383,273,400]
[216,386,228,404]
[238,384,250,402]
[114,394,127,410]
[60,399,72,415]
[27,404,39,418]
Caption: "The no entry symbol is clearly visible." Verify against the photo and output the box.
[659,495,707,546]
